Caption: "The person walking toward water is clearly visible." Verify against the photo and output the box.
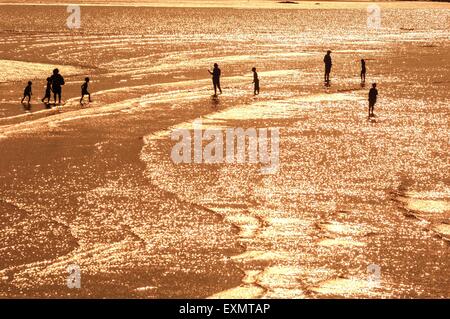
[252,67,260,95]
[324,50,332,83]
[208,63,222,96]
[50,68,65,104]
[41,77,52,103]
[368,83,378,118]
[80,77,92,104]
[21,81,32,104]
[361,59,366,82]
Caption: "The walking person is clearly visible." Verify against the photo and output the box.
[50,68,65,105]
[208,63,222,96]
[368,83,378,118]
[324,50,332,84]
[41,77,52,104]
[252,67,260,95]
[21,81,32,104]
[361,59,366,83]
[80,77,92,104]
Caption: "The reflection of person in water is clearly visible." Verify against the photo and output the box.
[80,77,92,104]
[324,50,332,83]
[42,77,52,103]
[252,67,260,95]
[50,68,65,104]
[208,63,222,96]
[21,81,32,104]
[368,83,378,118]
[361,59,366,82]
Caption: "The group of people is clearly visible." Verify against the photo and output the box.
[323,50,368,83]
[21,68,91,107]
[208,50,378,118]
[207,63,260,97]
[22,50,378,118]
[323,50,378,117]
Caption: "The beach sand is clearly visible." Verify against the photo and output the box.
[0,3,449,298]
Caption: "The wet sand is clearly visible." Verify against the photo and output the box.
[142,44,450,298]
[0,3,449,298]
[0,98,245,297]
[1,1,450,9]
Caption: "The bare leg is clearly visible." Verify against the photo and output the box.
[325,71,330,83]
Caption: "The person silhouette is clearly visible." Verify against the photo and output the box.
[324,50,332,83]
[361,59,366,83]
[21,81,32,104]
[368,83,378,117]
[50,68,65,104]
[80,77,92,104]
[252,67,259,95]
[41,77,52,104]
[208,63,222,96]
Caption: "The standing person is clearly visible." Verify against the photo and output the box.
[324,50,332,83]
[208,63,222,96]
[252,67,260,95]
[361,59,366,83]
[368,83,378,118]
[50,68,65,105]
[80,77,92,104]
[41,77,52,103]
[21,81,32,104]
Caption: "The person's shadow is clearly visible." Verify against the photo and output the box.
[211,95,220,109]
[22,102,31,112]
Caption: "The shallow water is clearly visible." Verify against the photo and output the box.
[0,4,449,298]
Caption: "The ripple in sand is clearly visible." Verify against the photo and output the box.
[231,250,290,262]
[310,277,373,296]
[318,237,366,247]
[202,93,359,121]
[0,60,84,83]
[397,196,450,214]
[208,285,265,299]
[258,265,305,291]
[319,221,365,236]
[208,270,265,299]
[432,224,450,240]
[134,286,157,292]
[224,214,261,238]
[396,189,450,214]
